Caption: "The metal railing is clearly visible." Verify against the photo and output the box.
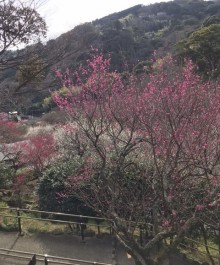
[0,207,154,241]
[0,207,113,240]
[0,248,112,265]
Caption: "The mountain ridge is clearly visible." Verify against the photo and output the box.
[1,0,220,113]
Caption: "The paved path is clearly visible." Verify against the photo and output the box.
[0,232,113,265]
[0,232,135,265]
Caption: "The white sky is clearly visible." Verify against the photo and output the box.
[38,0,170,40]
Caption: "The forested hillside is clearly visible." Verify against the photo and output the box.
[1,0,220,113]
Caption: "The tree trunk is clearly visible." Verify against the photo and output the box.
[127,247,156,265]
[116,235,159,265]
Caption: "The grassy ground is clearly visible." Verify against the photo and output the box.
[179,242,219,264]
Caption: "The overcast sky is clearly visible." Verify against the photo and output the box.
[38,0,170,40]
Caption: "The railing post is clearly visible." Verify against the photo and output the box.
[110,221,114,236]
[45,254,48,265]
[16,208,22,235]
[97,224,100,235]
[28,254,36,265]
[80,223,85,242]
[109,226,112,235]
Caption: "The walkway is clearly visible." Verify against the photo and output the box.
[0,231,135,265]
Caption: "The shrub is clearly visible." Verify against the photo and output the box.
[37,161,94,216]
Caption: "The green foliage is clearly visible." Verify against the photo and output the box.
[0,216,18,232]
[0,162,14,188]
[0,201,8,207]
[42,96,54,110]
[175,22,220,77]
[42,87,69,111]
[16,54,46,86]
[57,87,69,97]
[73,23,100,48]
[202,15,220,27]
[37,161,94,216]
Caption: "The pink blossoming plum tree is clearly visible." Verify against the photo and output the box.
[2,133,56,177]
[54,54,220,265]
